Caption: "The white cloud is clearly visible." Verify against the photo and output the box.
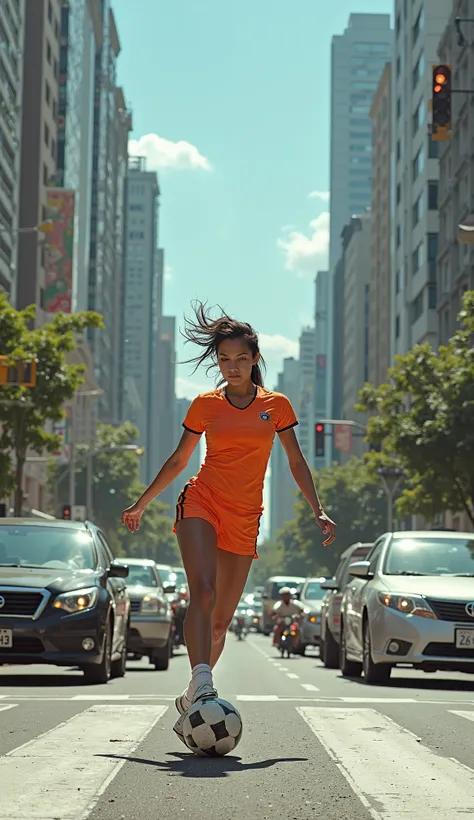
[308,190,330,202]
[128,133,211,171]
[259,333,298,362]
[278,212,330,274]
[175,376,209,400]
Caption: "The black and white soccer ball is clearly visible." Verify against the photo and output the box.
[182,697,243,756]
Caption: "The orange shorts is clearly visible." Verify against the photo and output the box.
[173,480,261,559]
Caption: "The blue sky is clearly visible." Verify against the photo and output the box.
[113,0,392,399]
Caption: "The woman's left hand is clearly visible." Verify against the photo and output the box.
[315,510,336,546]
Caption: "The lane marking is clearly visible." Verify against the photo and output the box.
[71,694,131,701]
[301,683,319,692]
[0,704,17,712]
[0,693,472,705]
[287,673,300,679]
[0,704,166,819]
[278,667,289,672]
[299,706,474,819]
[237,695,280,702]
[450,710,474,723]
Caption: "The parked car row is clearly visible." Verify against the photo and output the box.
[320,529,474,684]
[0,518,188,683]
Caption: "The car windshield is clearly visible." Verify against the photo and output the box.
[0,526,96,571]
[159,567,186,587]
[126,565,158,587]
[271,581,301,597]
[303,581,326,600]
[384,536,474,576]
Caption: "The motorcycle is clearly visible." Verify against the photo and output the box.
[170,587,188,651]
[278,615,300,658]
[233,615,247,640]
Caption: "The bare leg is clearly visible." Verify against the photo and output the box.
[210,550,254,668]
[175,518,218,669]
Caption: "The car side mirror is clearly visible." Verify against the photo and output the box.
[321,579,339,591]
[163,583,176,594]
[348,560,373,579]
[108,561,129,579]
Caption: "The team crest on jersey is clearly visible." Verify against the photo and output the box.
[259,412,271,421]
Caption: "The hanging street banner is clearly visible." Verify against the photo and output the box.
[44,188,75,313]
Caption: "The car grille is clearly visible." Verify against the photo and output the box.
[423,641,474,659]
[0,637,44,654]
[130,600,142,613]
[427,599,474,623]
[0,591,45,617]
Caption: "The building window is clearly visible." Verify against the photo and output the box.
[412,242,424,274]
[396,97,401,118]
[45,80,50,105]
[354,42,390,54]
[396,183,401,204]
[428,136,439,159]
[44,124,49,146]
[428,181,438,210]
[412,290,424,323]
[396,224,401,247]
[428,284,437,309]
[412,191,423,225]
[51,139,56,161]
[413,145,424,180]
[396,270,400,294]
[48,1,52,23]
[396,55,401,76]
[396,139,401,161]
[395,315,400,338]
[412,52,424,88]
[43,164,48,185]
[47,40,51,64]
[412,98,424,133]
[413,6,424,44]
[427,233,438,262]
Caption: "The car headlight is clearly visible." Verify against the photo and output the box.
[378,592,437,619]
[53,587,98,614]
[141,595,168,615]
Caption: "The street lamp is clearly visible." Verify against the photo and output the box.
[377,466,404,532]
[0,219,53,237]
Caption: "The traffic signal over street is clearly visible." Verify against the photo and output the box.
[431,64,451,141]
[315,423,325,458]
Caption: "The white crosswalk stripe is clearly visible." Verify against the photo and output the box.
[0,704,166,819]
[299,706,474,819]
[0,700,472,818]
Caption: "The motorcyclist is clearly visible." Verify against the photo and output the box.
[272,586,304,647]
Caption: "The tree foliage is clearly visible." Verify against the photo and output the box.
[49,421,178,564]
[0,295,102,513]
[357,290,474,527]
[257,458,387,581]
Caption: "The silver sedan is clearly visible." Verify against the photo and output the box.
[339,530,474,684]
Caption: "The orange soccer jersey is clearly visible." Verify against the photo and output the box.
[174,386,298,557]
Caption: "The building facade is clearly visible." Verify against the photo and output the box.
[122,157,160,482]
[313,270,329,469]
[298,327,316,465]
[341,213,371,459]
[156,316,177,513]
[369,62,392,388]
[16,0,61,314]
[0,0,24,299]
[269,357,300,540]
[88,1,130,424]
[391,0,449,359]
[437,2,474,345]
[327,13,392,446]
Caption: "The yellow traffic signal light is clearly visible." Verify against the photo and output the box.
[431,64,451,141]
[0,357,37,387]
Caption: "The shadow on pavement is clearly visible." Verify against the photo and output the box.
[0,670,85,687]
[99,751,308,778]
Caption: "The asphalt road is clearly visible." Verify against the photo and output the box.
[1,634,474,819]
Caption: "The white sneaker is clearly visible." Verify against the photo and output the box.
[175,692,190,715]
[173,712,187,746]
[193,682,218,703]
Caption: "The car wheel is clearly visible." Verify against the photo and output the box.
[339,620,362,677]
[83,622,112,685]
[322,626,339,669]
[363,619,391,685]
[110,636,127,679]
[153,635,171,671]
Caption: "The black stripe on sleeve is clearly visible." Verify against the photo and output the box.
[182,423,203,435]
[276,420,299,434]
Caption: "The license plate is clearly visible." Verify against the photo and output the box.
[0,629,12,649]
[455,629,474,649]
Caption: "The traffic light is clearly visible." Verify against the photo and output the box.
[62,504,71,520]
[315,423,325,458]
[431,64,451,141]
[0,357,37,387]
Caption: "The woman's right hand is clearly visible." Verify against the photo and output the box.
[121,501,145,533]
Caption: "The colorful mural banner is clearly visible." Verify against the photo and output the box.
[44,189,75,313]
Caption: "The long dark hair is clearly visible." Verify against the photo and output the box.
[180,300,266,387]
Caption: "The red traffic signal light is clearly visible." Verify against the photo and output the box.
[315,423,325,458]
[432,64,451,141]
[62,504,71,520]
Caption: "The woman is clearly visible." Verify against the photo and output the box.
[121,302,336,743]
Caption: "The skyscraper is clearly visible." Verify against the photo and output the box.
[313,270,329,469]
[391,1,449,358]
[298,327,316,464]
[269,357,300,539]
[0,0,24,300]
[16,0,61,314]
[327,14,392,431]
[156,316,177,513]
[122,157,160,483]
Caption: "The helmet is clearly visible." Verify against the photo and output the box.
[279,586,291,595]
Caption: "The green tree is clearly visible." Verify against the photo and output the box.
[357,290,474,526]
[49,421,178,562]
[248,539,284,587]
[0,295,102,514]
[286,457,386,576]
